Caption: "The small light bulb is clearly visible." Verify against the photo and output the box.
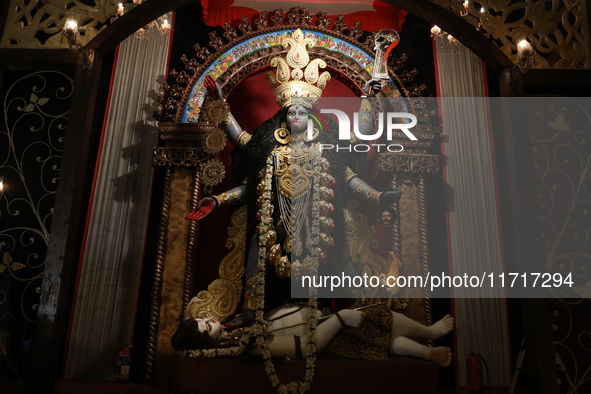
[430,25,441,35]
[517,39,533,57]
[64,19,78,31]
[63,12,80,33]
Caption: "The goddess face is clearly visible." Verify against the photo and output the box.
[195,317,221,338]
[286,104,309,134]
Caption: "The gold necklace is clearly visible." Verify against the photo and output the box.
[273,143,320,239]
[291,127,319,142]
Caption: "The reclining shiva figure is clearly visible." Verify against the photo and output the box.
[173,303,453,367]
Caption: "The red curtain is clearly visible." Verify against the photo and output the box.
[201,0,407,32]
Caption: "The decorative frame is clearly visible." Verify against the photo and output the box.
[433,0,590,69]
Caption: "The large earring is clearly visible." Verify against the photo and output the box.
[304,127,319,142]
[274,122,291,144]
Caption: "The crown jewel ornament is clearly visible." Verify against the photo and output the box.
[266,29,331,109]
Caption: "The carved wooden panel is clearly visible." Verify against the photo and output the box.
[2,1,588,69]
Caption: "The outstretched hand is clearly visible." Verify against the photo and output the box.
[338,309,364,328]
[363,78,384,96]
[204,75,224,100]
[186,197,218,220]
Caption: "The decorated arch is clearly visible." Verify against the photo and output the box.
[180,28,403,123]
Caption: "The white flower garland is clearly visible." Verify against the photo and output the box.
[253,152,321,394]
[179,153,323,394]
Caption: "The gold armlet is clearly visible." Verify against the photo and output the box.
[216,191,241,205]
[236,130,251,148]
[356,184,380,201]
[345,167,358,184]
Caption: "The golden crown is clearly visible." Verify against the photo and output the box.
[266,29,331,109]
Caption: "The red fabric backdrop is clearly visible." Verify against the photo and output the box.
[201,0,407,31]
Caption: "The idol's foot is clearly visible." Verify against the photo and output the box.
[428,314,454,340]
[430,347,453,367]
[224,309,256,329]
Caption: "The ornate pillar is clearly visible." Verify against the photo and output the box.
[149,122,226,384]
[377,144,440,324]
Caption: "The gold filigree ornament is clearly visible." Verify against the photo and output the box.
[187,205,247,321]
[204,127,227,154]
[276,256,291,279]
[204,99,230,125]
[201,159,226,188]
[266,29,331,109]
[274,145,318,200]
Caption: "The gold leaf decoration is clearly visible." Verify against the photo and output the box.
[187,205,247,321]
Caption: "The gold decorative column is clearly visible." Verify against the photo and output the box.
[377,152,440,325]
[149,122,226,384]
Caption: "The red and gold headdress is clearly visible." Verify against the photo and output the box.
[266,29,331,109]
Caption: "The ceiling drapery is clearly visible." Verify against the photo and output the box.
[201,0,408,31]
